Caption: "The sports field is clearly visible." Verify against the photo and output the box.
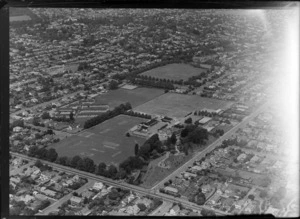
[95,87,164,108]
[134,93,234,118]
[140,63,206,81]
[49,115,147,165]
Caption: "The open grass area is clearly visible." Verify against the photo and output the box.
[49,115,147,166]
[134,93,234,118]
[94,87,165,109]
[141,63,206,81]
[140,153,193,189]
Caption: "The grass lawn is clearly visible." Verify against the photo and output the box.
[134,93,234,118]
[94,87,165,108]
[49,115,147,166]
[141,63,207,81]
[140,153,194,189]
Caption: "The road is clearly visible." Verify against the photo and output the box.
[36,180,96,215]
[12,152,225,215]
[150,101,270,190]
[10,101,269,215]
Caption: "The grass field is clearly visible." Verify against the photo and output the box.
[94,87,165,108]
[134,93,234,118]
[141,63,206,81]
[140,153,194,189]
[49,115,147,165]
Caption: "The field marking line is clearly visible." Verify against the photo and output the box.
[102,141,119,147]
[85,133,95,138]
[112,151,122,157]
[99,128,111,134]
[103,145,116,150]
[67,140,82,147]
[91,148,105,153]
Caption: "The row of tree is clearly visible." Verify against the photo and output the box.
[132,78,175,90]
[28,146,58,162]
[123,110,152,119]
[194,110,219,118]
[83,102,132,129]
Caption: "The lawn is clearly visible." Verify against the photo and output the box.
[94,87,165,108]
[134,93,234,118]
[49,115,147,166]
[141,63,207,81]
[140,153,194,189]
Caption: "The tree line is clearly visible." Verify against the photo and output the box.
[83,102,132,129]
[132,78,175,90]
[123,110,152,119]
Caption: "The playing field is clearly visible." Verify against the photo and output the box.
[140,63,206,81]
[49,115,147,165]
[95,87,165,108]
[134,93,234,118]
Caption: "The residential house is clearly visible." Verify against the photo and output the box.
[237,153,247,161]
[92,182,104,191]
[39,173,51,182]
[164,186,179,195]
[136,198,152,208]
[234,199,246,209]
[10,176,21,185]
[201,184,212,193]
[126,205,140,215]
[18,194,35,204]
[169,205,180,216]
[70,196,82,206]
[208,193,221,205]
[31,169,41,179]
[13,126,23,133]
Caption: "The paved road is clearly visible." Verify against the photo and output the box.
[10,101,269,215]
[11,152,224,215]
[150,101,270,190]
[36,180,96,215]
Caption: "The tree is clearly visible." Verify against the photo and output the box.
[46,129,54,135]
[137,203,147,211]
[170,133,177,145]
[45,148,58,162]
[134,143,139,156]
[32,117,40,126]
[97,162,107,176]
[34,159,43,168]
[108,80,119,90]
[116,168,127,179]
[28,145,39,157]
[181,128,189,138]
[69,111,74,122]
[38,200,51,210]
[107,165,118,178]
[70,155,82,168]
[201,208,216,216]
[184,117,192,124]
[11,119,24,128]
[56,156,69,166]
[259,190,268,198]
[41,112,51,120]
[82,157,96,173]
[138,143,151,158]
[194,192,206,205]
[248,194,255,200]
